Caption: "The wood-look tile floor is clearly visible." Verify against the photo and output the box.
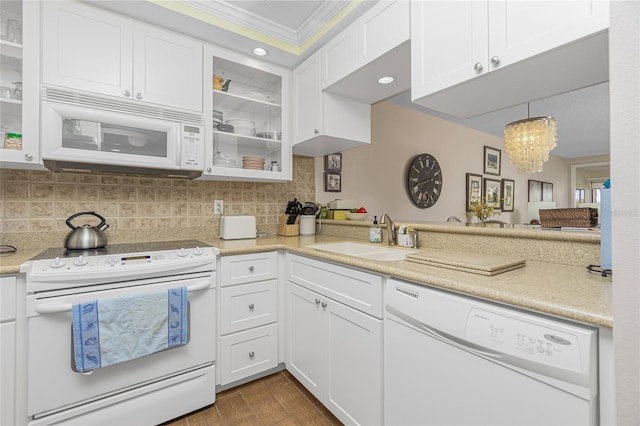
[162,370,343,425]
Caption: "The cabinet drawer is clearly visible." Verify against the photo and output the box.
[219,323,278,385]
[286,254,383,318]
[0,276,17,322]
[220,252,277,286]
[220,280,277,335]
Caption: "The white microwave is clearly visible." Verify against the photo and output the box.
[41,90,204,177]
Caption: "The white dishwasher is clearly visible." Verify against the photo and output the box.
[384,279,598,426]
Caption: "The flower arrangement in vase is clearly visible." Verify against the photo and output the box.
[469,197,500,224]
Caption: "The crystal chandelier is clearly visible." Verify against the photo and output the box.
[504,104,557,174]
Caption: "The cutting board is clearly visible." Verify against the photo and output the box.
[406,250,526,276]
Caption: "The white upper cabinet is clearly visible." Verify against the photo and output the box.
[0,0,42,169]
[42,1,202,112]
[322,0,411,104]
[411,0,610,118]
[200,46,291,182]
[292,52,371,157]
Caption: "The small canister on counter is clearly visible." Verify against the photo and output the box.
[3,132,22,150]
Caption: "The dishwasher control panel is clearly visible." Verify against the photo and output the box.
[464,308,592,372]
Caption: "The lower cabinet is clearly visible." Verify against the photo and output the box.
[1,276,17,426]
[285,255,383,426]
[219,252,279,386]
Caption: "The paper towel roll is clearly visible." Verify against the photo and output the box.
[600,188,612,269]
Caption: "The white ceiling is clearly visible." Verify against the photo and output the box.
[87,0,610,160]
[87,0,375,69]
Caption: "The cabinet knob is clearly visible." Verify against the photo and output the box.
[490,56,501,66]
[123,90,131,97]
[136,92,143,100]
[249,351,255,358]
[315,298,321,305]
[473,62,483,72]
[249,303,255,310]
[321,302,327,309]
[314,129,319,134]
[206,167,212,173]
[249,265,255,272]
[24,153,33,161]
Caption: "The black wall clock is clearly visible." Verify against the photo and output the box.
[406,153,443,208]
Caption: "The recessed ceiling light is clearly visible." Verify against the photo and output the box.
[253,47,268,56]
[378,76,395,85]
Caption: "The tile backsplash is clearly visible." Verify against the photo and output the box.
[0,155,314,237]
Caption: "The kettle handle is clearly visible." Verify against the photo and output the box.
[65,211,108,230]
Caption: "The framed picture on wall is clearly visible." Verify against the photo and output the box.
[528,180,542,201]
[483,146,501,176]
[542,182,554,201]
[484,178,502,208]
[501,179,515,212]
[325,153,342,172]
[324,172,342,192]
[466,173,483,211]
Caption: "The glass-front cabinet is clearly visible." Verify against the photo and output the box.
[200,46,291,181]
[0,0,42,169]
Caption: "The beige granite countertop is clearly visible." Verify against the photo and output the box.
[1,234,612,328]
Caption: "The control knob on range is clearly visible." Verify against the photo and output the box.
[177,248,188,257]
[74,255,88,266]
[194,247,203,256]
[50,257,65,268]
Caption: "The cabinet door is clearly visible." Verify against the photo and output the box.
[132,24,203,112]
[411,0,488,98]
[321,27,358,89]
[358,0,410,66]
[285,282,326,400]
[292,54,322,144]
[488,0,609,70]
[0,0,42,169]
[42,1,133,99]
[1,322,16,426]
[325,300,382,426]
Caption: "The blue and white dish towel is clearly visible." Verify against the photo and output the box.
[72,287,188,372]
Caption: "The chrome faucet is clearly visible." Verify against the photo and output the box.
[380,213,397,245]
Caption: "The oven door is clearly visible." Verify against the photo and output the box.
[26,274,215,418]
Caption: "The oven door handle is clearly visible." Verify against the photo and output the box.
[34,281,211,315]
[186,281,212,292]
[35,302,73,315]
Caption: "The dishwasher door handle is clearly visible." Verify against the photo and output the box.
[386,305,503,360]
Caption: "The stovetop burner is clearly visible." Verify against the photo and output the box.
[31,239,209,260]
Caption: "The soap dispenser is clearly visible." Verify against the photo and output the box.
[369,216,381,243]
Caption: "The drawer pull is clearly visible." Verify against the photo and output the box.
[321,302,327,309]
[249,265,255,272]
[249,351,255,358]
[315,298,321,305]
[249,303,255,310]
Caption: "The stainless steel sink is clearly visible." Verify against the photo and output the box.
[307,242,416,261]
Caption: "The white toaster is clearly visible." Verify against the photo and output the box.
[220,215,257,240]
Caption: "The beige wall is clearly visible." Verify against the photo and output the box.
[316,101,570,224]
[0,155,315,237]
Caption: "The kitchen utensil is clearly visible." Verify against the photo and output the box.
[301,202,320,216]
[63,211,109,250]
[285,198,303,225]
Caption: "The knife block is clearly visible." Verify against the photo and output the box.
[278,214,299,236]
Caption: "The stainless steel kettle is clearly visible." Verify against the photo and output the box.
[64,211,109,250]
